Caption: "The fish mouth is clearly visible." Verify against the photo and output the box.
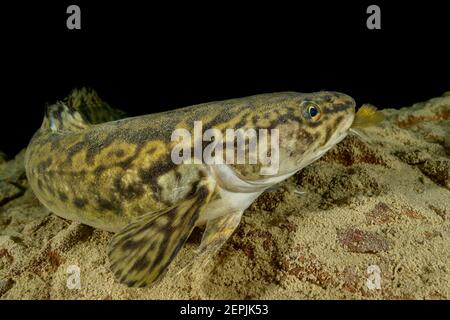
[341,113,356,133]
[322,113,355,150]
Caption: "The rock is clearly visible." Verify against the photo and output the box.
[394,149,431,165]
[394,97,450,128]
[366,202,395,225]
[0,149,27,187]
[338,227,390,253]
[251,188,286,212]
[445,130,450,156]
[428,205,448,221]
[0,278,15,296]
[50,222,93,252]
[321,135,386,167]
[0,151,8,164]
[0,181,23,206]
[297,163,385,208]
[419,158,450,190]
[401,207,426,220]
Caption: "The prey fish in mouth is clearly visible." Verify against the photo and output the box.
[25,89,357,287]
[351,104,384,128]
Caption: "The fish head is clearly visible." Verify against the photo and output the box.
[272,91,356,175]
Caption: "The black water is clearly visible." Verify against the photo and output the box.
[1,1,449,156]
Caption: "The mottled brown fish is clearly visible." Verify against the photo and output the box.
[25,89,356,287]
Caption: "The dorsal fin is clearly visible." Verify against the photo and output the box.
[66,87,126,124]
[42,102,90,133]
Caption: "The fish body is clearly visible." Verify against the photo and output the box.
[25,90,355,286]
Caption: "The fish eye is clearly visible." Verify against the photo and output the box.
[302,102,322,121]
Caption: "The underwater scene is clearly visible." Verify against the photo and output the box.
[1,88,449,299]
[0,2,449,303]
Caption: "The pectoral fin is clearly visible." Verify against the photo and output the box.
[179,210,243,274]
[199,211,243,258]
[108,178,215,287]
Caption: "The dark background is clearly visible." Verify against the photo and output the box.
[1,1,449,156]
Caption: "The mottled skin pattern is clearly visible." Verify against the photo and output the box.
[25,90,355,287]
